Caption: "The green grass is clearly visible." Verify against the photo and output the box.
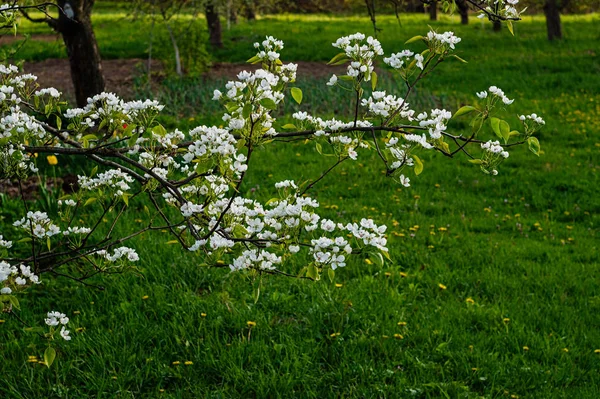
[1,11,600,399]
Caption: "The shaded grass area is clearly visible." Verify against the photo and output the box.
[1,12,600,399]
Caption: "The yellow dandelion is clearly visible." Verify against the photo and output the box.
[594,349,600,354]
[46,155,58,165]
[330,332,340,337]
[400,272,408,278]
[201,313,207,317]
[184,361,193,365]
[466,297,475,304]
[503,318,510,323]
[246,321,256,327]
[364,259,373,265]
[172,361,181,366]
[397,321,407,326]
[393,333,404,339]
[384,272,391,277]
[523,346,529,351]
[142,295,149,300]
[562,348,569,353]
[471,367,478,371]
[438,283,447,290]
[73,311,81,315]
[335,283,343,288]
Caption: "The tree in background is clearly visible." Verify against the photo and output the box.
[20,0,104,106]
[456,0,469,24]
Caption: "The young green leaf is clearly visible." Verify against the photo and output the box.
[413,154,424,175]
[454,106,477,118]
[44,347,56,368]
[528,136,541,156]
[291,87,303,104]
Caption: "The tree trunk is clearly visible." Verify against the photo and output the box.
[429,1,437,21]
[245,0,256,21]
[493,19,501,31]
[54,0,105,107]
[544,0,563,40]
[456,0,469,25]
[205,1,223,48]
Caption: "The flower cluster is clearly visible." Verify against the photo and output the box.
[417,109,452,139]
[362,91,415,120]
[1,261,41,295]
[480,140,510,175]
[78,169,134,197]
[45,311,71,341]
[425,30,461,51]
[477,86,514,105]
[95,247,140,263]
[331,32,383,82]
[13,211,60,238]
[477,0,522,20]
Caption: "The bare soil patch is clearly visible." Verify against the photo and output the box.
[0,34,60,45]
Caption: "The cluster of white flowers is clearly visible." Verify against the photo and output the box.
[383,50,414,69]
[342,218,388,252]
[34,88,61,98]
[417,109,452,139]
[477,0,521,20]
[0,234,12,248]
[229,249,282,272]
[58,199,77,207]
[361,91,415,119]
[331,32,382,82]
[292,111,372,136]
[95,246,139,263]
[425,30,461,50]
[481,140,509,158]
[180,201,204,218]
[477,86,514,105]
[520,113,545,125]
[253,35,285,63]
[310,236,351,270]
[78,169,134,196]
[0,262,41,294]
[62,226,92,236]
[45,311,71,341]
[13,211,60,238]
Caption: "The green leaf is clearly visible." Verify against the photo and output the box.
[413,154,424,176]
[242,103,252,119]
[507,20,514,36]
[259,98,277,110]
[327,52,347,65]
[450,54,468,63]
[315,142,323,155]
[527,136,540,156]
[329,58,350,66]
[490,117,503,139]
[454,106,476,118]
[90,165,98,177]
[371,71,378,91]
[46,237,51,251]
[405,35,424,44]
[306,264,320,281]
[282,124,296,130]
[291,87,303,104]
[8,295,19,310]
[499,120,511,143]
[327,268,335,283]
[338,75,354,81]
[84,197,97,207]
[152,124,167,137]
[44,347,56,368]
[468,159,484,165]
[56,115,62,131]
[246,55,260,64]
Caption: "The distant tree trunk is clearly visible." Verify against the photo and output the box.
[429,0,437,21]
[54,0,105,107]
[229,4,238,26]
[205,1,223,48]
[493,19,501,31]
[245,0,256,21]
[544,0,563,40]
[456,0,469,24]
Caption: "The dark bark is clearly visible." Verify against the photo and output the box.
[493,19,501,31]
[229,7,238,25]
[456,0,469,25]
[428,0,437,21]
[205,1,223,48]
[245,0,256,21]
[54,0,105,107]
[544,0,563,40]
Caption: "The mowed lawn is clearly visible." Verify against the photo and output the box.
[1,10,600,398]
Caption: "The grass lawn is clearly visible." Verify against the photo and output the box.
[1,9,600,399]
